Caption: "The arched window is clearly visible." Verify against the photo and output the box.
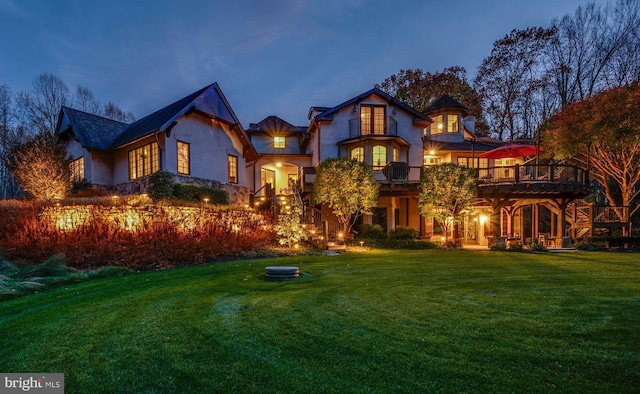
[350,147,364,162]
[372,146,387,169]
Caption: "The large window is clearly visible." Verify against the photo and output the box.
[70,157,84,182]
[228,155,238,184]
[361,105,385,135]
[351,147,364,162]
[177,141,190,175]
[128,142,159,180]
[447,114,459,133]
[429,114,459,135]
[273,136,285,149]
[430,115,444,135]
[457,157,488,169]
[372,146,387,169]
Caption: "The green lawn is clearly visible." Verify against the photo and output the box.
[1,250,639,393]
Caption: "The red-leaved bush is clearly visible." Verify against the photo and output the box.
[0,199,275,270]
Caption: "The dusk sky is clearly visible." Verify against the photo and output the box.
[1,0,599,127]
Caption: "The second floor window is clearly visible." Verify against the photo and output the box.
[361,105,385,135]
[373,146,387,169]
[393,147,399,162]
[70,157,84,182]
[177,141,190,175]
[129,142,159,180]
[351,147,364,162]
[274,136,285,149]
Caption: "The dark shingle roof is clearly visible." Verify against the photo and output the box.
[247,116,307,134]
[315,87,429,121]
[58,107,129,151]
[424,138,504,152]
[424,95,468,115]
[56,83,258,161]
[112,84,216,147]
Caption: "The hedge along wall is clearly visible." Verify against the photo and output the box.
[0,199,274,270]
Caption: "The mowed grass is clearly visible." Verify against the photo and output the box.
[1,250,639,393]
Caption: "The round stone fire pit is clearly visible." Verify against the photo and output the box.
[265,266,300,279]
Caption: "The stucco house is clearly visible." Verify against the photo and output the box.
[56,83,257,204]
[56,82,607,248]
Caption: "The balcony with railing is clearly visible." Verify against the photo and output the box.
[348,117,398,138]
[477,164,590,198]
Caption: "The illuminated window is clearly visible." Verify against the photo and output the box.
[69,157,84,182]
[447,114,459,133]
[128,142,159,180]
[228,155,238,184]
[351,147,364,162]
[457,157,488,168]
[424,156,442,165]
[393,147,399,162]
[430,115,443,135]
[274,136,285,149]
[361,106,385,135]
[177,141,190,175]
[372,146,387,169]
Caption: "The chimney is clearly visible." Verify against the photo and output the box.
[464,116,476,134]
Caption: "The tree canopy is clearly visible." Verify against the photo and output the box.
[314,157,379,233]
[377,67,487,135]
[5,132,71,201]
[419,163,478,242]
[543,83,640,218]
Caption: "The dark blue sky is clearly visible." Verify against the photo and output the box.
[1,0,596,127]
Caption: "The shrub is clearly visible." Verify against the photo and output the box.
[173,184,229,205]
[0,202,274,270]
[148,171,175,200]
[352,238,438,250]
[357,224,386,240]
[508,242,525,252]
[529,242,549,252]
[388,226,419,240]
[586,236,640,249]
[575,242,608,251]
[70,178,93,194]
[489,243,507,251]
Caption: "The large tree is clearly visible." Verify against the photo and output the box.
[419,163,477,242]
[314,157,379,234]
[547,0,640,105]
[377,67,487,135]
[16,73,71,136]
[475,27,557,141]
[543,83,640,219]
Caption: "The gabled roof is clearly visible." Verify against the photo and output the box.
[56,83,257,160]
[57,107,129,151]
[313,87,430,122]
[247,116,307,134]
[112,83,239,147]
[423,94,469,116]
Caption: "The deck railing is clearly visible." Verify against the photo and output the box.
[478,164,588,186]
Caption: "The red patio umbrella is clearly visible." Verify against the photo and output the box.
[478,143,542,159]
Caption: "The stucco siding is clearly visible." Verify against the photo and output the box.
[167,114,246,185]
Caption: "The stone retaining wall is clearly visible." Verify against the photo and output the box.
[94,174,250,206]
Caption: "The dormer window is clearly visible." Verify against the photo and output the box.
[274,136,285,149]
[429,114,459,135]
